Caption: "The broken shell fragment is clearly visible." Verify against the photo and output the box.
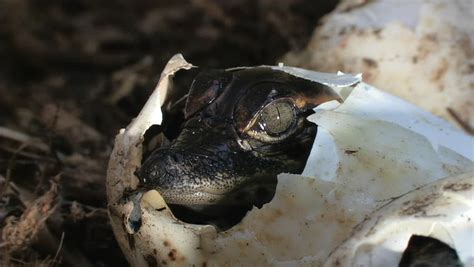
[106,54,473,266]
[325,172,473,266]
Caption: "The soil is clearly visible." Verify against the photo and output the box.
[0,0,338,266]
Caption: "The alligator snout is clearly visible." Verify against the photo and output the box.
[138,145,239,206]
[138,123,278,210]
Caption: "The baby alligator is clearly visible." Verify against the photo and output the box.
[137,67,340,225]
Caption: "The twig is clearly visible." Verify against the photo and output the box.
[108,56,154,104]
[52,232,65,266]
[0,145,55,162]
[0,126,50,152]
[1,181,59,253]
[2,142,37,198]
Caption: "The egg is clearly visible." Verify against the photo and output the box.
[106,54,473,266]
[283,0,474,131]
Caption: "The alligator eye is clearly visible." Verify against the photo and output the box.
[242,99,298,143]
[258,100,295,136]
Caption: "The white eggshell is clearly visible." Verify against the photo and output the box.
[283,0,474,130]
[107,55,473,266]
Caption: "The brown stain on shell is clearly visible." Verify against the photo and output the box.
[362,57,378,68]
[431,58,448,82]
[147,240,185,264]
[344,149,358,155]
[400,194,438,216]
[443,182,472,192]
[263,208,284,224]
[126,233,135,250]
[144,254,158,267]
[168,249,177,261]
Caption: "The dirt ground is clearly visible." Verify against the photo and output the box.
[0,1,339,266]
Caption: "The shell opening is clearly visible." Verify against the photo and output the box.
[140,122,282,230]
[399,235,462,266]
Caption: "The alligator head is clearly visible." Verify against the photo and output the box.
[137,67,340,227]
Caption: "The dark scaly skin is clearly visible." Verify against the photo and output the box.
[137,67,340,221]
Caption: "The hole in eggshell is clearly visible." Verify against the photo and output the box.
[399,235,462,267]
[140,68,201,163]
[167,204,252,230]
[127,193,144,233]
[141,124,168,161]
[137,114,282,230]
[128,210,142,232]
[135,67,318,231]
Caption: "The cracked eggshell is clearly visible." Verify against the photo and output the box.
[325,172,474,266]
[107,55,474,266]
[283,0,474,131]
